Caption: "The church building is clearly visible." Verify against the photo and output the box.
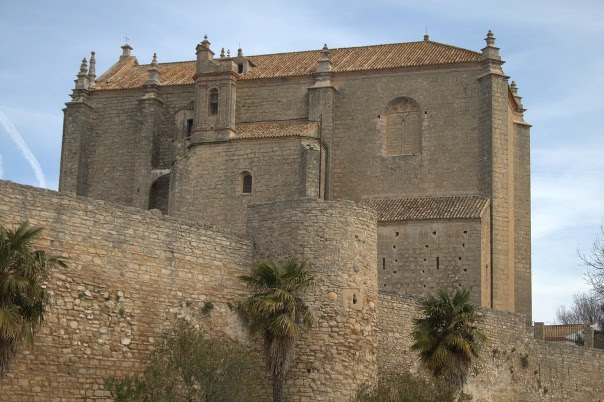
[59,32,531,319]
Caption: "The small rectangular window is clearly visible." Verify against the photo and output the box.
[238,63,243,74]
[186,119,193,139]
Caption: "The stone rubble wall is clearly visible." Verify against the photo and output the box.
[247,199,378,401]
[378,292,604,402]
[0,180,256,400]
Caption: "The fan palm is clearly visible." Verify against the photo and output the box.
[239,258,314,402]
[411,288,485,388]
[0,222,66,378]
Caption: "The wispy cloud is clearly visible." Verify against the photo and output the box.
[0,110,46,187]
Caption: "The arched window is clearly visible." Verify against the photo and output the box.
[241,172,252,193]
[384,97,422,156]
[149,174,170,214]
[209,88,219,115]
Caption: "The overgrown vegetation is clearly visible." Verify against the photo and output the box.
[354,371,471,402]
[0,222,66,378]
[239,258,314,402]
[411,288,485,388]
[104,320,264,401]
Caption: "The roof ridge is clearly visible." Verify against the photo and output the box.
[245,40,479,58]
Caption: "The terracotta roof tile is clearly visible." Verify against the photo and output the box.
[234,119,318,139]
[92,41,479,90]
[358,196,489,221]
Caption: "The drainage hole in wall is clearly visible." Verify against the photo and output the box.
[462,243,465,247]
[459,257,462,260]
[463,269,467,272]
[393,245,396,249]
[432,231,436,236]
[463,230,468,235]
[352,294,357,304]
[395,259,397,262]
[425,245,429,248]
[422,270,425,273]
[395,232,399,236]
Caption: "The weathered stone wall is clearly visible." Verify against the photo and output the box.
[237,77,312,122]
[513,117,531,319]
[170,137,317,232]
[377,219,485,305]
[378,293,604,402]
[247,199,378,401]
[330,66,483,200]
[0,180,256,400]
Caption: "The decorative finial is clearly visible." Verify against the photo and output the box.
[79,58,88,74]
[237,48,243,57]
[227,49,230,57]
[510,81,518,94]
[88,51,96,81]
[74,57,90,93]
[423,34,430,41]
[220,48,225,58]
[145,52,160,90]
[319,44,331,62]
[201,35,210,48]
[485,30,495,47]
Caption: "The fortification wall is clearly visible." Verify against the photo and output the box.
[247,199,378,401]
[377,219,485,305]
[330,66,483,201]
[378,293,604,402]
[0,181,256,400]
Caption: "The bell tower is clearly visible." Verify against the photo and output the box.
[190,36,237,144]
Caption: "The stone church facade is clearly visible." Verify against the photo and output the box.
[59,31,531,319]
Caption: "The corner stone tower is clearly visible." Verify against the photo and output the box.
[247,199,378,401]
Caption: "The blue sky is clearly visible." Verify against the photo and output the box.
[1,0,602,322]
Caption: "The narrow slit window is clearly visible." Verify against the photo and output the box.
[242,173,252,193]
[209,88,219,115]
[186,119,193,139]
[238,63,244,74]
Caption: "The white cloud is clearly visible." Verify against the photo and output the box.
[0,110,47,188]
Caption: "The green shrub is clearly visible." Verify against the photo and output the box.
[104,320,265,401]
[354,371,471,402]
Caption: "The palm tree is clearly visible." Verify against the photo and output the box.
[411,288,485,388]
[0,222,66,378]
[239,258,314,402]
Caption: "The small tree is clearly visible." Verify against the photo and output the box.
[354,371,468,402]
[0,222,66,378]
[104,320,264,401]
[411,288,485,388]
[239,258,314,402]
[580,225,604,298]
[556,291,604,331]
